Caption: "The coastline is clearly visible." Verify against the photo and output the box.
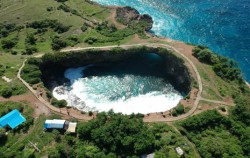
[90,0,250,84]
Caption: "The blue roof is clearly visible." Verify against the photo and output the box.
[0,109,26,129]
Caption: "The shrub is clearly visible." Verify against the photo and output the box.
[26,19,70,34]
[81,25,88,32]
[47,7,53,12]
[0,86,12,98]
[25,45,37,55]
[175,103,185,115]
[10,50,17,55]
[219,106,226,112]
[192,46,242,81]
[51,36,67,50]
[1,39,17,49]
[25,33,37,45]
[51,98,67,108]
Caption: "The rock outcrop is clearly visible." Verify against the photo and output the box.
[116,6,153,31]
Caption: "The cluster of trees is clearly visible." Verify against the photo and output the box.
[171,103,185,116]
[0,84,26,98]
[77,111,155,157]
[44,112,195,158]
[51,98,67,108]
[1,37,18,49]
[23,33,38,55]
[231,92,250,126]
[51,35,81,50]
[0,23,23,37]
[179,110,250,157]
[21,58,42,85]
[192,46,243,82]
[87,21,135,44]
[26,19,71,34]
[56,2,84,19]
[51,36,68,50]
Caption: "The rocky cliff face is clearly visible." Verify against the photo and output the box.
[40,47,191,94]
[116,6,153,31]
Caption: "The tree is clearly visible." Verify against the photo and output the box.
[51,36,67,50]
[0,128,7,146]
[0,86,12,98]
[77,112,155,157]
[52,129,61,142]
[1,39,17,49]
[175,103,184,115]
[25,33,36,45]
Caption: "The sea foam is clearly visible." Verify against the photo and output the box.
[53,66,183,114]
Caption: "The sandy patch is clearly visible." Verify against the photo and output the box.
[2,76,12,82]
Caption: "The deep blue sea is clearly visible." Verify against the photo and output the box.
[93,0,250,82]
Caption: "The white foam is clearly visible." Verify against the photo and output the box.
[52,67,183,115]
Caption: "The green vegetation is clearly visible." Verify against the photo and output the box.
[171,103,185,116]
[178,109,250,158]
[51,98,67,108]
[0,101,33,150]
[21,59,42,85]
[193,46,243,82]
[78,111,154,157]
[0,108,196,157]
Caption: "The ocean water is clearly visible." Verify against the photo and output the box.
[53,53,183,114]
[92,0,250,82]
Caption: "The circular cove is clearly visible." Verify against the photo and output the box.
[52,53,185,115]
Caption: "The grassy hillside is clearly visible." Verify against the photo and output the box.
[0,0,146,99]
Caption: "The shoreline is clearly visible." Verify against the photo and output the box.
[90,0,250,85]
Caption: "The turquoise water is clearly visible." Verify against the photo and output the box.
[53,53,183,114]
[93,0,250,82]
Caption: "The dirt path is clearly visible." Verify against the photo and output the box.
[167,123,201,158]
[17,43,235,122]
[17,60,92,121]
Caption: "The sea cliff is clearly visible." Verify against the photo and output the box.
[40,46,191,94]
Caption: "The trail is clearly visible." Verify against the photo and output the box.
[17,43,235,122]
[167,123,201,158]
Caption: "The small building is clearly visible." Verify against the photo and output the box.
[141,153,155,158]
[44,119,66,129]
[44,119,77,133]
[67,122,77,133]
[0,109,26,129]
[176,147,184,156]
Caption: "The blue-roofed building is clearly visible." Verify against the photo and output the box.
[0,109,26,129]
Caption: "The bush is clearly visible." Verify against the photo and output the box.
[10,50,17,55]
[77,112,155,157]
[81,25,88,32]
[192,46,242,81]
[25,45,37,55]
[25,33,37,45]
[26,19,70,34]
[47,7,53,12]
[51,36,67,50]
[175,103,185,115]
[1,39,17,49]
[219,106,226,112]
[0,86,12,98]
[51,98,67,108]
[21,64,41,85]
